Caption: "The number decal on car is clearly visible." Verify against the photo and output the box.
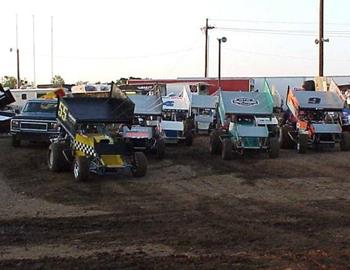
[58,102,68,122]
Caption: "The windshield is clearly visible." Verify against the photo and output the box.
[23,101,57,113]
[198,108,213,116]
[162,111,187,121]
[298,110,341,123]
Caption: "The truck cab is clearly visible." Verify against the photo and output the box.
[10,99,59,146]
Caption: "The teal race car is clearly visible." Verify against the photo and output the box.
[209,82,280,160]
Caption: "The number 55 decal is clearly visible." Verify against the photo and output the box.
[58,102,68,122]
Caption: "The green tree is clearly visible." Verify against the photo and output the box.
[51,75,65,87]
[116,77,128,85]
[75,80,90,85]
[115,76,142,85]
[1,76,17,89]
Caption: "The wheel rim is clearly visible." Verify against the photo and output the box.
[278,128,283,144]
[73,161,79,179]
[131,154,139,174]
[48,150,53,168]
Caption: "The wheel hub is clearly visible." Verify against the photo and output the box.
[48,150,53,168]
[73,162,79,179]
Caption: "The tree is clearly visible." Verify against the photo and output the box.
[1,76,17,89]
[116,77,128,85]
[51,75,65,87]
[75,80,88,85]
[115,76,142,85]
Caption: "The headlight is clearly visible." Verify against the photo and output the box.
[11,120,20,129]
[48,122,58,130]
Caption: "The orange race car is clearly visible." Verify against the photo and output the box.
[279,87,350,153]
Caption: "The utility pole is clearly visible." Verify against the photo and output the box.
[33,15,36,86]
[217,37,227,89]
[319,0,324,77]
[218,39,222,88]
[51,16,54,80]
[16,14,21,88]
[203,18,215,78]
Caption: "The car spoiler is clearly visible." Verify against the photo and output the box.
[0,84,16,108]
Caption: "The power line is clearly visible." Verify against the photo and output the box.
[225,48,350,63]
[215,26,350,38]
[209,18,350,26]
[226,48,315,61]
[19,46,202,61]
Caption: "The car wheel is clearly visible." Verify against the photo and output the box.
[73,157,90,182]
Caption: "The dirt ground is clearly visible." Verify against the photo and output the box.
[0,136,350,269]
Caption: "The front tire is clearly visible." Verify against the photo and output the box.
[297,134,308,154]
[209,130,221,155]
[48,142,69,172]
[184,131,193,146]
[12,135,20,147]
[131,152,148,177]
[73,157,90,182]
[279,126,294,149]
[269,137,280,158]
[155,138,165,159]
[340,132,350,151]
[222,138,232,160]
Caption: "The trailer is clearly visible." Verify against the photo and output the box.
[127,78,253,95]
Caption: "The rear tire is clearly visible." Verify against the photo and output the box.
[279,126,294,149]
[222,138,232,160]
[132,152,148,177]
[73,157,90,182]
[209,130,221,154]
[155,138,165,159]
[12,135,20,147]
[184,131,193,146]
[184,118,195,131]
[297,134,308,154]
[48,142,69,172]
[340,132,350,151]
[269,137,280,158]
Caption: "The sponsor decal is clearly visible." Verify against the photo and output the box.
[231,97,259,106]
[125,131,149,138]
[67,113,76,125]
[163,100,175,107]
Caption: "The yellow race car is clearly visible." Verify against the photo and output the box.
[48,95,147,181]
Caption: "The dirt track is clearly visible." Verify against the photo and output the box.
[1,136,350,269]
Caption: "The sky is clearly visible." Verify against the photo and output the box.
[1,0,350,84]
